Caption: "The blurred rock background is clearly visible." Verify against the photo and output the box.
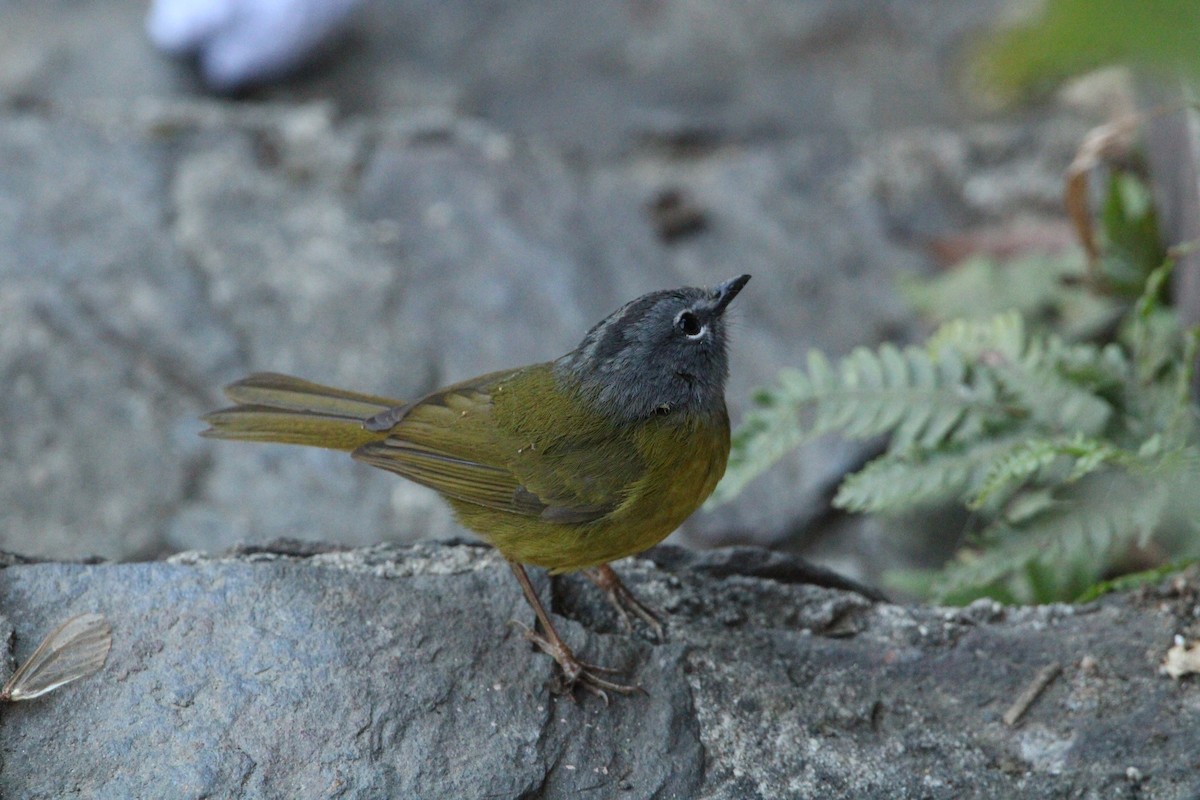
[0,0,1118,579]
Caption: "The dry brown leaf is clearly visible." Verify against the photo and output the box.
[1064,115,1140,272]
[1161,634,1200,679]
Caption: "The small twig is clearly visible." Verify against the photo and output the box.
[1002,661,1062,727]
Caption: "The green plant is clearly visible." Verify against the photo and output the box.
[710,0,1200,604]
[976,0,1200,100]
[709,156,1200,605]
[899,250,1117,339]
[712,247,1200,603]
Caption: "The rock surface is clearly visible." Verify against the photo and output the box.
[1,542,1198,799]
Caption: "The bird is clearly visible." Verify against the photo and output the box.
[201,274,750,698]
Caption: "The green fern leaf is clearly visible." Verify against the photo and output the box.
[900,251,1118,338]
[931,471,1169,602]
[711,341,1017,507]
[928,311,1027,364]
[708,390,812,506]
[812,345,1010,446]
[1000,336,1115,435]
[834,434,1030,513]
[968,434,1122,510]
[1074,558,1200,603]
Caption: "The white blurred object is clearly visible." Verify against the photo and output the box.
[146,0,363,90]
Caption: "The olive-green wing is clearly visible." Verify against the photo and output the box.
[352,371,529,511]
[487,364,646,520]
[351,367,642,523]
[507,433,644,523]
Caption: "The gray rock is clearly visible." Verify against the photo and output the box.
[1,1,1012,155]
[0,1,177,106]
[1,543,1198,799]
[0,113,238,560]
[323,0,1015,157]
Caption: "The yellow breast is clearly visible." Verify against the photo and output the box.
[453,406,730,573]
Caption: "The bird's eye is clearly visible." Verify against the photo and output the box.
[676,311,704,338]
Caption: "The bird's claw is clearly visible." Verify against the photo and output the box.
[586,566,667,641]
[510,619,641,702]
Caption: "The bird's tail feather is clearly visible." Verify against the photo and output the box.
[201,372,402,452]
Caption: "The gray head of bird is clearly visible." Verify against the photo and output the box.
[556,274,751,421]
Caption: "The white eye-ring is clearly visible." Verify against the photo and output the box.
[676,310,706,339]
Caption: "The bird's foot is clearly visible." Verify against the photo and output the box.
[586,564,666,641]
[510,620,641,704]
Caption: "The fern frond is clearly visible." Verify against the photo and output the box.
[710,341,1018,507]
[708,390,813,506]
[721,265,1197,606]
[1054,341,1130,395]
[968,434,1122,510]
[997,336,1115,435]
[1074,558,1200,603]
[901,251,1118,338]
[834,434,1029,513]
[805,345,1013,446]
[928,311,1027,365]
[1166,327,1200,442]
[930,471,1169,601]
